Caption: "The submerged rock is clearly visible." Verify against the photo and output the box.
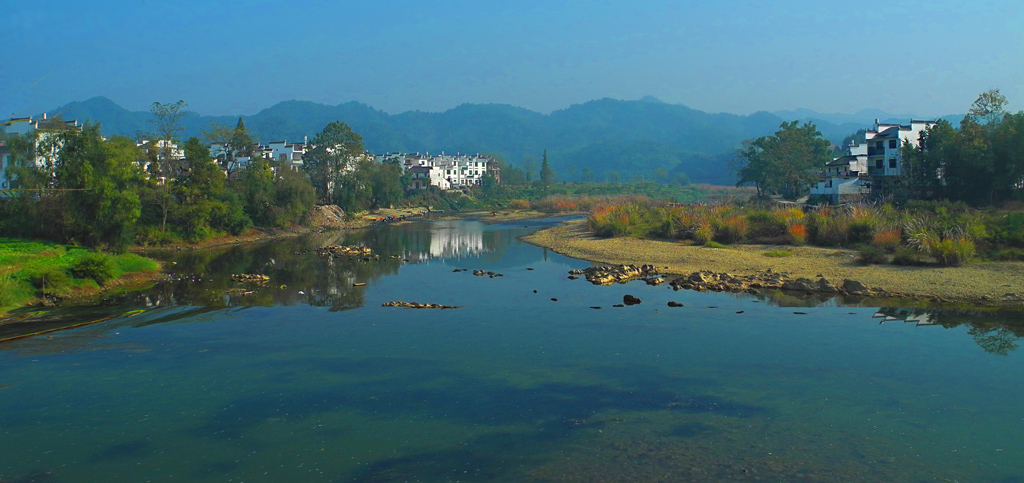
[317,245,374,258]
[381,301,464,309]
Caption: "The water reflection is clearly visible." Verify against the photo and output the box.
[873,306,1024,355]
[108,220,515,311]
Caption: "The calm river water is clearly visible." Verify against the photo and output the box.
[1,218,1023,482]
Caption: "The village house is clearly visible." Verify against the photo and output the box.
[0,115,83,195]
[398,152,498,190]
[811,119,936,203]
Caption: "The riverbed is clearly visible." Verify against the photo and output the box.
[1,217,1022,482]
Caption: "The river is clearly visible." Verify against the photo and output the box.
[1,217,1023,482]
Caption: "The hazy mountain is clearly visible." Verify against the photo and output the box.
[29,96,960,185]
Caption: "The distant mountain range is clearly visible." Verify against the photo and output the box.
[19,96,962,185]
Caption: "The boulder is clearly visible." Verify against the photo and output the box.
[842,279,870,295]
[623,294,642,305]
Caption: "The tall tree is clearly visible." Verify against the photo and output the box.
[148,100,188,231]
[733,121,830,199]
[54,125,145,250]
[303,121,363,203]
[539,150,555,189]
[203,117,255,174]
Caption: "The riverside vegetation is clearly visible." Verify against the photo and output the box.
[588,198,1024,267]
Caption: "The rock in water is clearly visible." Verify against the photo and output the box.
[623,294,642,305]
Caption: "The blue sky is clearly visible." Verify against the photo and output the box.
[3,0,1022,118]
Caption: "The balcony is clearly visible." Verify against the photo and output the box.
[867,147,886,156]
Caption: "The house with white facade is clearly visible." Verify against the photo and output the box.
[0,115,83,195]
[811,119,936,203]
[399,152,498,190]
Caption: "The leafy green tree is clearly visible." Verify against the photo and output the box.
[204,117,256,175]
[902,119,957,201]
[539,150,555,189]
[165,137,250,240]
[734,121,830,199]
[369,158,405,208]
[304,121,363,202]
[54,125,145,250]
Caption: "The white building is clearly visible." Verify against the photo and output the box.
[399,152,497,190]
[0,115,82,195]
[811,119,936,203]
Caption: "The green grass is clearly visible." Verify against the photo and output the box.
[703,241,731,249]
[0,238,160,308]
[763,250,794,258]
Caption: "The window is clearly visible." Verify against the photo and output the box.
[889,139,898,149]
[888,159,897,169]
[875,160,884,169]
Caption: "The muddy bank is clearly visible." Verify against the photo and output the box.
[523,219,1024,307]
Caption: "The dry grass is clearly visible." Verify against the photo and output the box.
[523,219,1024,305]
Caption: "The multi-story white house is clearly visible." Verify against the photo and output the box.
[267,139,308,169]
[811,119,936,203]
[399,152,497,190]
[0,115,82,195]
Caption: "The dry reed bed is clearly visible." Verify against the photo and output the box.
[523,219,1024,306]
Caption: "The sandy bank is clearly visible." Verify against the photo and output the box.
[522,219,1024,307]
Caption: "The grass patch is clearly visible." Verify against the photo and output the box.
[763,250,794,258]
[703,241,731,249]
[0,238,160,307]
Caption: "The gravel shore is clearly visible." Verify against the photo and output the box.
[523,219,1024,307]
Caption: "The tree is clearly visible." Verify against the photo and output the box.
[203,117,255,175]
[148,100,188,231]
[54,125,145,250]
[148,100,188,168]
[965,88,1007,127]
[902,120,956,201]
[539,149,555,189]
[733,121,831,199]
[304,121,363,202]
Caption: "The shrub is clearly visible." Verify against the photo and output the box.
[872,229,902,253]
[892,247,928,266]
[713,215,747,245]
[71,252,116,285]
[746,211,788,243]
[847,219,876,244]
[704,241,730,249]
[28,267,71,295]
[0,273,18,306]
[763,250,793,258]
[929,238,975,267]
[509,199,531,210]
[692,222,714,245]
[788,223,807,245]
[988,248,1024,261]
[813,218,849,246]
[857,244,888,265]
[135,226,178,247]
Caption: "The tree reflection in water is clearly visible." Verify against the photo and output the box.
[873,306,1024,355]
[111,220,512,312]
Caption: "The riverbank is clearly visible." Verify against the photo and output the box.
[437,209,585,225]
[522,219,1024,307]
[0,239,163,312]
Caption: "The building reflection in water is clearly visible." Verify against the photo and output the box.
[397,221,493,262]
